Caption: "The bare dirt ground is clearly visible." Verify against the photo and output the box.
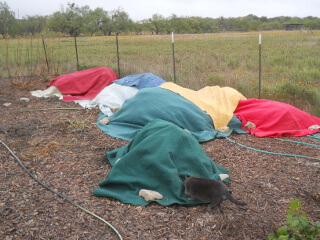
[0,76,319,240]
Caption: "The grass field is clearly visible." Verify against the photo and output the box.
[1,30,320,115]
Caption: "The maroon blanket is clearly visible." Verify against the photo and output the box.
[234,99,320,137]
[47,67,118,102]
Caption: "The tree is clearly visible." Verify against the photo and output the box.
[132,21,144,35]
[46,3,89,36]
[198,17,218,33]
[247,20,260,31]
[147,14,166,34]
[21,15,47,36]
[111,8,133,35]
[83,8,104,36]
[92,8,113,36]
[217,17,227,32]
[0,2,16,38]
[46,11,65,34]
[304,18,320,29]
[167,14,189,34]
[138,19,153,34]
[243,14,259,22]
[186,17,203,33]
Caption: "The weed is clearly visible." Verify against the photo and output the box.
[227,59,240,69]
[267,79,320,116]
[77,62,101,71]
[66,116,93,132]
[268,198,320,240]
[208,73,223,86]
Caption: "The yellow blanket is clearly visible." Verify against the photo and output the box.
[159,82,246,129]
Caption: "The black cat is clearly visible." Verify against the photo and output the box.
[184,176,247,206]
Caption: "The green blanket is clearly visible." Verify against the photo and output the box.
[97,87,246,143]
[93,119,230,206]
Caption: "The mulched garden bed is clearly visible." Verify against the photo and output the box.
[1,76,319,239]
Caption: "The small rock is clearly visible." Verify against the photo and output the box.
[20,97,30,102]
[308,125,320,130]
[244,121,256,130]
[99,117,110,125]
[110,106,121,113]
[184,129,191,134]
[3,103,12,107]
[219,174,229,181]
[139,189,163,201]
[217,126,229,133]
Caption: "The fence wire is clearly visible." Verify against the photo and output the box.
[1,31,319,115]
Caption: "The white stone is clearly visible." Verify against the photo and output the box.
[139,189,163,201]
[3,103,12,107]
[99,117,110,125]
[20,97,30,102]
[217,126,229,133]
[110,106,121,113]
[244,121,256,130]
[308,125,320,130]
[30,86,62,100]
[219,174,230,181]
[184,129,191,134]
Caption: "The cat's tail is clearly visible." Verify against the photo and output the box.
[224,190,247,206]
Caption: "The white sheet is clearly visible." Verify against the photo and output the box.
[30,86,63,100]
[74,84,139,116]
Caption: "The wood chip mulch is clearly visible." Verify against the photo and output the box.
[0,76,319,240]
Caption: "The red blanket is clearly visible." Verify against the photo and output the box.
[234,99,320,137]
[47,67,118,102]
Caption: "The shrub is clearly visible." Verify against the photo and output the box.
[268,198,320,240]
[77,62,101,71]
[265,80,320,117]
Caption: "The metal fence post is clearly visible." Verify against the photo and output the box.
[258,33,262,99]
[74,36,79,71]
[41,35,49,74]
[172,32,176,83]
[116,33,121,78]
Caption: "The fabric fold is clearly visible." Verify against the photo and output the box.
[159,82,246,129]
[234,99,320,137]
[94,119,230,206]
[47,67,118,102]
[97,87,246,142]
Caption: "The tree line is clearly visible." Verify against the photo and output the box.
[1,1,320,38]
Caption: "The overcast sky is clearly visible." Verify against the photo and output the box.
[4,0,320,21]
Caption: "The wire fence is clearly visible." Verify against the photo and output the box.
[1,31,319,113]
